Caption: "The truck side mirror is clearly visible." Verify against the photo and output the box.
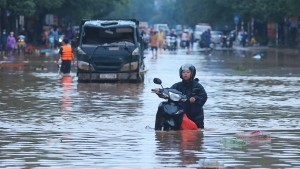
[71,37,80,48]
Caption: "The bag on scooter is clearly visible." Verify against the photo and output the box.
[180,113,198,130]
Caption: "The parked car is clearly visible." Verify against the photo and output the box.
[75,19,145,83]
[210,31,224,44]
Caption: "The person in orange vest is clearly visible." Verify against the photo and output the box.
[157,29,165,54]
[55,39,74,75]
[149,30,159,58]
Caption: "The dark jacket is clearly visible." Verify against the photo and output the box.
[171,79,207,128]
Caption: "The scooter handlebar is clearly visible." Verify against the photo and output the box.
[152,88,166,99]
[151,88,161,93]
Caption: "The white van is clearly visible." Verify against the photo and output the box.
[194,23,211,41]
[153,24,170,35]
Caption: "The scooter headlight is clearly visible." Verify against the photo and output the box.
[169,92,181,101]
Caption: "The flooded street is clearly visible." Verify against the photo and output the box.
[1,47,300,168]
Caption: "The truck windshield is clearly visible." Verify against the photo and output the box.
[82,26,135,45]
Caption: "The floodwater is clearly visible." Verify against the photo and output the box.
[0,47,300,168]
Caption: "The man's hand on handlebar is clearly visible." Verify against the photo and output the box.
[151,88,160,93]
[189,97,196,103]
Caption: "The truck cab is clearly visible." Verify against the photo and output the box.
[75,19,145,82]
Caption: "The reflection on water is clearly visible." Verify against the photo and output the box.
[208,48,300,76]
[61,75,73,113]
[0,48,300,168]
[155,131,204,167]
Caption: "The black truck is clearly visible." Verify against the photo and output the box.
[75,19,145,83]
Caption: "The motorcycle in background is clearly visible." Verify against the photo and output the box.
[58,34,65,44]
[199,36,214,49]
[222,34,234,48]
[164,36,177,52]
[169,36,177,52]
[152,78,199,131]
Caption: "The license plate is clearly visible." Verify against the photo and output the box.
[100,74,117,79]
[108,47,119,51]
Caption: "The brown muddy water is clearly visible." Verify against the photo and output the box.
[0,47,300,168]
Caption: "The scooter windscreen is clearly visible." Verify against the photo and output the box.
[167,119,176,127]
[165,88,187,101]
[163,103,182,116]
[169,91,181,101]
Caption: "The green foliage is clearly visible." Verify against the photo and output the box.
[286,0,300,16]
[2,0,300,29]
[104,0,155,22]
[0,0,7,7]
[51,0,127,24]
[34,0,64,10]
[7,0,36,16]
[1,0,126,23]
[174,0,300,25]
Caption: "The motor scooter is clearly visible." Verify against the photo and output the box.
[152,78,199,131]
[199,36,214,49]
[222,35,233,48]
[169,36,177,52]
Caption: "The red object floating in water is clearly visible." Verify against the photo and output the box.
[236,130,271,140]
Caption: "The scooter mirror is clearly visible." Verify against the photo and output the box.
[153,78,162,85]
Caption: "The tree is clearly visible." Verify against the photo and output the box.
[6,0,36,16]
[53,0,126,25]
[104,0,155,22]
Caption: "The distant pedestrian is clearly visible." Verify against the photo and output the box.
[141,30,150,49]
[250,34,256,46]
[55,39,74,75]
[241,31,248,47]
[53,28,59,48]
[0,29,8,56]
[186,31,191,54]
[204,29,211,48]
[42,28,49,48]
[181,29,190,54]
[48,29,55,49]
[65,27,75,40]
[157,29,165,54]
[149,31,159,58]
[181,29,188,48]
[6,31,16,56]
[190,30,194,50]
